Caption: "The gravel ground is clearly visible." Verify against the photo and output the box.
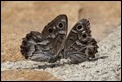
[1,26,121,81]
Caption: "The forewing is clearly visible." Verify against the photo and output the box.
[42,14,68,56]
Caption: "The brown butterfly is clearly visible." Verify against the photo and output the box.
[20,14,98,64]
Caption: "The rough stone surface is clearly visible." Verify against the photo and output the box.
[1,26,121,81]
[1,1,121,81]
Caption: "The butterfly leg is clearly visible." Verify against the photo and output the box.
[48,54,62,63]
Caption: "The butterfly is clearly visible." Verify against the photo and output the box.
[20,14,98,64]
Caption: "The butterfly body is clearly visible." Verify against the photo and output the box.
[20,14,98,64]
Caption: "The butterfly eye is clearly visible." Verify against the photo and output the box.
[76,25,83,31]
[58,22,64,29]
[82,33,87,38]
[48,28,53,33]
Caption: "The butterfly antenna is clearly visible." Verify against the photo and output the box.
[78,8,83,20]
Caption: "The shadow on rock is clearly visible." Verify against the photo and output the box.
[88,56,108,61]
[32,56,108,70]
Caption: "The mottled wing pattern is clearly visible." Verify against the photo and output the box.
[63,19,98,64]
[20,14,68,63]
[41,14,68,58]
[20,31,53,62]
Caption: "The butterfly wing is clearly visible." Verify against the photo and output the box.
[41,14,68,56]
[63,19,98,64]
[20,14,68,62]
